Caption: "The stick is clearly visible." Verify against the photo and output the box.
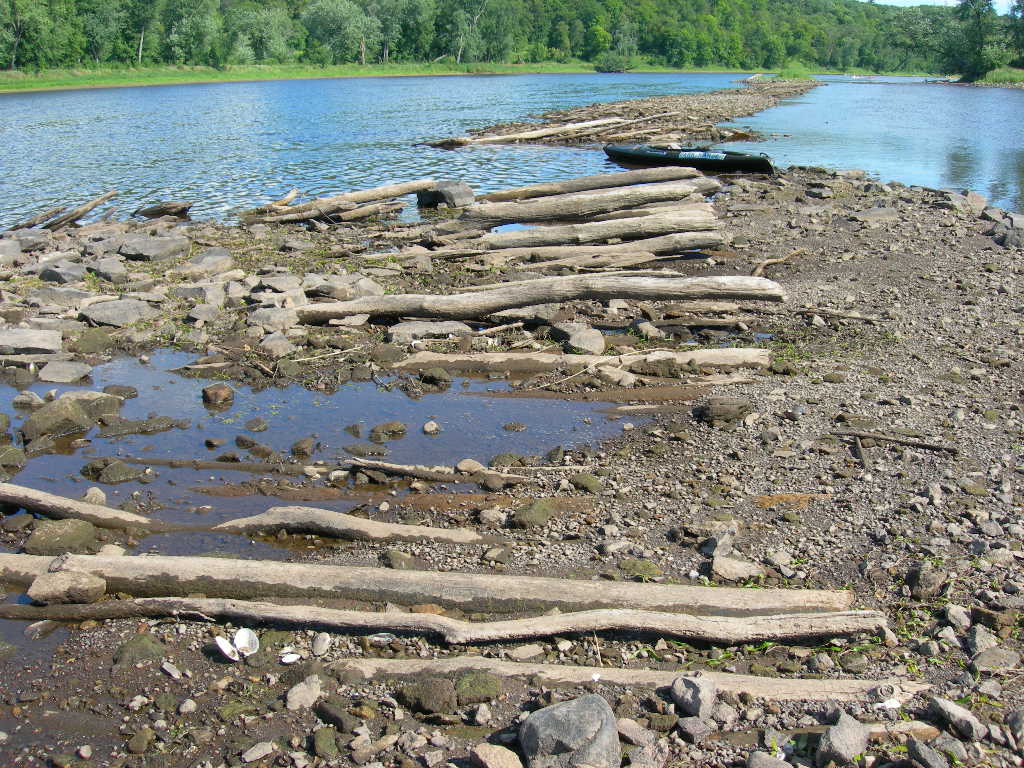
[0,600,889,646]
[830,430,959,456]
[343,458,528,486]
[330,658,930,704]
[213,505,494,545]
[751,248,805,277]
[296,275,785,323]
[0,481,160,531]
[0,554,856,615]
[42,190,118,231]
[6,205,67,231]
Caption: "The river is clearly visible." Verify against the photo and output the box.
[2,72,1022,229]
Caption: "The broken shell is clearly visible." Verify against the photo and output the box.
[233,628,259,657]
[279,652,302,665]
[215,635,240,662]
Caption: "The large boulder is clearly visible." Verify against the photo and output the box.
[23,519,98,556]
[28,571,106,604]
[0,329,62,354]
[20,398,94,441]
[119,234,190,262]
[670,674,717,719]
[79,299,160,328]
[519,694,620,768]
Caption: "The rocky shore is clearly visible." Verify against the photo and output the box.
[1,81,1023,768]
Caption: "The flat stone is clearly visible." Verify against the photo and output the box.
[241,741,277,763]
[470,744,523,768]
[27,571,106,605]
[79,298,160,328]
[519,694,620,768]
[285,675,323,711]
[259,331,296,358]
[23,519,97,556]
[971,647,1020,673]
[119,234,190,261]
[676,716,713,744]
[113,632,164,666]
[21,398,93,441]
[0,329,62,354]
[88,257,128,283]
[509,643,545,661]
[747,752,791,768]
[249,307,298,332]
[929,696,987,741]
[388,320,473,344]
[712,555,766,582]
[40,261,86,284]
[184,247,233,276]
[38,361,92,383]
[397,678,457,714]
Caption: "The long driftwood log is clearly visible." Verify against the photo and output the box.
[213,505,494,545]
[331,658,930,704]
[342,457,528,486]
[296,275,784,323]
[458,208,719,251]
[477,167,701,203]
[0,482,161,531]
[0,599,888,646]
[0,553,855,615]
[463,179,720,224]
[430,118,624,148]
[42,190,119,231]
[434,232,726,263]
[243,180,434,223]
[6,206,68,231]
[389,348,771,375]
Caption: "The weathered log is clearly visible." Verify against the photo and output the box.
[120,456,306,475]
[830,430,958,455]
[252,199,357,224]
[456,269,692,293]
[0,482,160,531]
[11,554,855,615]
[335,201,404,221]
[6,205,67,231]
[245,180,433,223]
[524,250,693,271]
[751,248,805,277]
[477,167,701,203]
[343,457,528,486]
[331,658,929,704]
[430,118,624,148]
[437,232,727,263]
[42,190,118,231]
[0,553,53,585]
[239,188,301,217]
[587,200,708,222]
[131,201,194,220]
[213,505,494,545]
[0,599,888,646]
[389,348,771,374]
[460,209,718,251]
[463,179,720,224]
[296,275,784,323]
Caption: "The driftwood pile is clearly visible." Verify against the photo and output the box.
[238,179,437,226]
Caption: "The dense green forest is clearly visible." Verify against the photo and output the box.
[1,0,1022,79]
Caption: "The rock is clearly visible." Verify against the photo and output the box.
[0,328,62,354]
[711,555,766,582]
[127,727,154,755]
[512,499,560,529]
[382,549,427,570]
[40,260,86,284]
[23,519,97,555]
[80,457,145,484]
[286,675,323,710]
[676,716,713,744]
[202,383,234,405]
[27,571,106,604]
[930,696,987,741]
[670,674,717,719]
[89,256,128,283]
[397,678,457,715]
[417,181,476,208]
[113,633,164,666]
[519,694,620,768]
[259,331,296,358]
[37,361,92,383]
[509,643,545,660]
[241,741,277,763]
[184,246,233,276]
[80,298,160,327]
[456,671,502,704]
[619,558,662,581]
[815,713,868,767]
[747,752,791,768]
[388,320,473,344]
[313,727,340,759]
[119,234,190,261]
[21,398,94,441]
[907,737,949,768]
[907,563,947,599]
[695,396,752,425]
[312,632,331,657]
[0,445,26,469]
[971,647,1020,673]
[569,473,602,494]
[423,420,441,435]
[616,718,654,746]
[965,624,999,654]
[566,327,605,355]
[470,743,523,768]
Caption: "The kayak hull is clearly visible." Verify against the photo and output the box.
[604,144,774,174]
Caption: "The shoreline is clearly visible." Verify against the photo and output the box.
[0,83,1023,767]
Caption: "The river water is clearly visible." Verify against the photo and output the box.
[2,72,1022,230]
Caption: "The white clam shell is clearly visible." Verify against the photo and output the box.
[279,652,302,665]
[215,635,240,662]
[233,628,259,657]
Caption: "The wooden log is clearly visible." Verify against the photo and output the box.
[463,179,720,224]
[213,505,493,545]
[478,168,701,203]
[587,200,707,222]
[6,205,67,231]
[252,199,358,224]
[335,201,404,221]
[457,269,692,292]
[245,180,433,223]
[525,249,697,271]
[119,456,306,475]
[430,119,625,148]
[239,188,301,217]
[462,209,718,251]
[0,553,53,585]
[437,232,728,263]
[0,599,888,646]
[42,190,118,231]
[343,458,528,486]
[330,658,929,704]
[296,275,784,323]
[389,348,771,374]
[131,201,194,220]
[0,482,161,531]
[19,554,855,615]
[830,430,958,455]
[279,179,435,213]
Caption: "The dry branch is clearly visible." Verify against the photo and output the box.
[0,600,887,646]
[331,657,929,704]
[0,481,160,531]
[3,554,856,615]
[463,179,720,224]
[831,430,958,455]
[751,248,806,277]
[6,206,67,231]
[244,180,433,223]
[132,201,193,220]
[42,190,118,231]
[477,167,701,203]
[213,505,492,544]
[296,275,784,323]
[343,457,528,487]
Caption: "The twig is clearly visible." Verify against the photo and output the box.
[751,248,805,277]
[831,430,958,456]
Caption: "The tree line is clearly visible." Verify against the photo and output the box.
[2,0,1023,79]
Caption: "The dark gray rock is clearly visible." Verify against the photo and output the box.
[119,234,190,261]
[417,181,476,208]
[519,694,620,768]
[79,298,160,327]
[676,716,713,744]
[930,734,969,764]
[88,256,129,283]
[39,260,87,284]
[971,646,1020,673]
[396,678,457,714]
[908,737,949,768]
[20,398,93,441]
[815,712,868,767]
[10,229,51,252]
[907,563,947,599]
[929,696,987,741]
[670,674,717,719]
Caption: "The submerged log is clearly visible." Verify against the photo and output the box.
[2,553,856,615]
[331,658,930,704]
[42,190,118,231]
[429,118,624,148]
[0,600,888,646]
[342,458,528,486]
[477,167,701,203]
[213,505,493,545]
[6,205,68,231]
[132,201,194,220]
[463,178,720,224]
[0,482,160,531]
[296,275,784,323]
[243,179,434,223]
